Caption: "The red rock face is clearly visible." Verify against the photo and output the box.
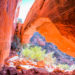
[21,0,75,57]
[0,0,20,69]
[39,0,75,40]
[23,0,75,40]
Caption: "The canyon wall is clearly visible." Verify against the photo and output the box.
[23,0,75,40]
[0,0,20,69]
[22,0,75,57]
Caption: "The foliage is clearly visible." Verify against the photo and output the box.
[22,46,46,61]
[57,64,69,70]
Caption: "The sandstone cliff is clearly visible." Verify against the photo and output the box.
[21,0,75,57]
[0,0,21,69]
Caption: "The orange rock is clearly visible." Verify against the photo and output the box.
[37,61,45,68]
[21,0,75,57]
[0,0,20,69]
[38,21,75,57]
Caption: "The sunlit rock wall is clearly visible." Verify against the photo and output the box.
[23,0,75,40]
[0,0,21,69]
[22,0,75,57]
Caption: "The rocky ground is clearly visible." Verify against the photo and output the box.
[0,66,75,75]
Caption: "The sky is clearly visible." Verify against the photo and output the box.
[18,0,35,23]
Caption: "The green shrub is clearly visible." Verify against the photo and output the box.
[22,46,46,61]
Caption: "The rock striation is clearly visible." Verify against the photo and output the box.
[0,0,21,69]
[21,0,75,57]
[23,0,75,40]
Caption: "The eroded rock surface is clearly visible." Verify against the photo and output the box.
[21,0,75,57]
[0,0,20,69]
[23,0,75,39]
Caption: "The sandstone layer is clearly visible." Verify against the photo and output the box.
[21,0,75,57]
[0,0,20,69]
